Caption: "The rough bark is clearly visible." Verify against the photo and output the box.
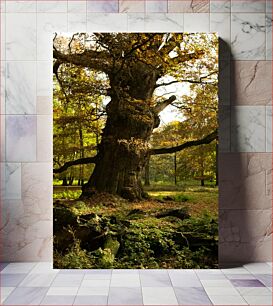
[81,62,160,200]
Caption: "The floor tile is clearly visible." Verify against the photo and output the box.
[1,274,27,287]
[51,274,84,287]
[110,274,140,287]
[197,273,227,280]
[142,287,178,305]
[1,286,15,296]
[169,269,196,277]
[0,287,15,303]
[221,267,251,275]
[169,274,202,287]
[196,269,227,280]
[40,295,75,305]
[73,295,108,305]
[237,286,272,296]
[243,295,273,305]
[201,280,234,287]
[254,274,273,287]
[46,287,79,296]
[3,287,48,305]
[111,269,139,274]
[58,269,86,274]
[196,269,223,273]
[174,287,212,305]
[82,279,110,287]
[225,274,256,280]
[230,279,265,287]
[77,286,109,296]
[140,272,171,287]
[108,287,143,305]
[0,263,9,272]
[29,262,57,274]
[244,263,272,274]
[19,273,57,287]
[1,263,36,274]
[85,269,112,275]
[140,269,169,275]
[83,273,111,280]
[204,286,240,296]
[208,295,248,305]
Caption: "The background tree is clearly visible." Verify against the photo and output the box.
[174,82,218,186]
[53,33,218,200]
[53,58,105,185]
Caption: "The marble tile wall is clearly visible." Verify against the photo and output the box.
[0,0,272,264]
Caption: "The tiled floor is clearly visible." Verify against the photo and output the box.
[0,262,272,305]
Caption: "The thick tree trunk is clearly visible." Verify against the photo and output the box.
[81,63,159,200]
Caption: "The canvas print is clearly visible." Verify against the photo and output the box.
[53,33,218,269]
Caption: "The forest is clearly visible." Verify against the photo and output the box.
[53,33,218,269]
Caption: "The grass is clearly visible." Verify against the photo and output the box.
[53,190,82,200]
[53,186,218,218]
[147,185,218,218]
[144,179,217,190]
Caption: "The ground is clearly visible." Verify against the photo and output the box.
[53,182,218,269]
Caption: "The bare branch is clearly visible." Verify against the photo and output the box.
[68,33,78,53]
[150,130,217,155]
[155,80,180,88]
[54,156,98,174]
[200,71,218,81]
[154,95,176,114]
[155,71,218,88]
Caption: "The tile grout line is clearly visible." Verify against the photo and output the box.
[195,268,217,305]
[71,270,84,306]
[106,269,113,306]
[170,272,180,306]
[139,269,144,306]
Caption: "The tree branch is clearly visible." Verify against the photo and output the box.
[153,95,176,114]
[155,80,180,88]
[150,130,217,155]
[54,156,98,174]
[53,49,110,73]
[154,71,218,88]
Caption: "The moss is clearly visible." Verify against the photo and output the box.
[104,236,120,256]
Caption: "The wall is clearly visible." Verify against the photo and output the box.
[0,0,272,264]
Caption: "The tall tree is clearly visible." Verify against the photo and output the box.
[53,33,218,200]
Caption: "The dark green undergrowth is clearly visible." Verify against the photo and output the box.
[53,189,218,269]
